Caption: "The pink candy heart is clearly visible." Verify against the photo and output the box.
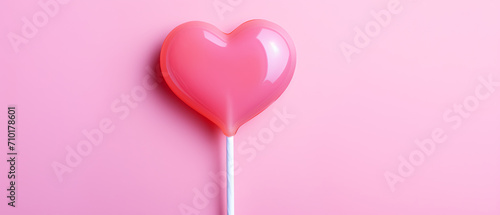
[160,19,296,136]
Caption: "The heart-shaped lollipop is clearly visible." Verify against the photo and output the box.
[160,19,296,137]
[160,19,296,215]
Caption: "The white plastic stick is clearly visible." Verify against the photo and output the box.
[226,136,235,215]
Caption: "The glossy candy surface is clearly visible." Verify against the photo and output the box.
[160,19,296,136]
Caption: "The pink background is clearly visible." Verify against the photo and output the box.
[1,0,500,214]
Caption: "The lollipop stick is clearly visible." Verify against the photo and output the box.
[226,136,235,215]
